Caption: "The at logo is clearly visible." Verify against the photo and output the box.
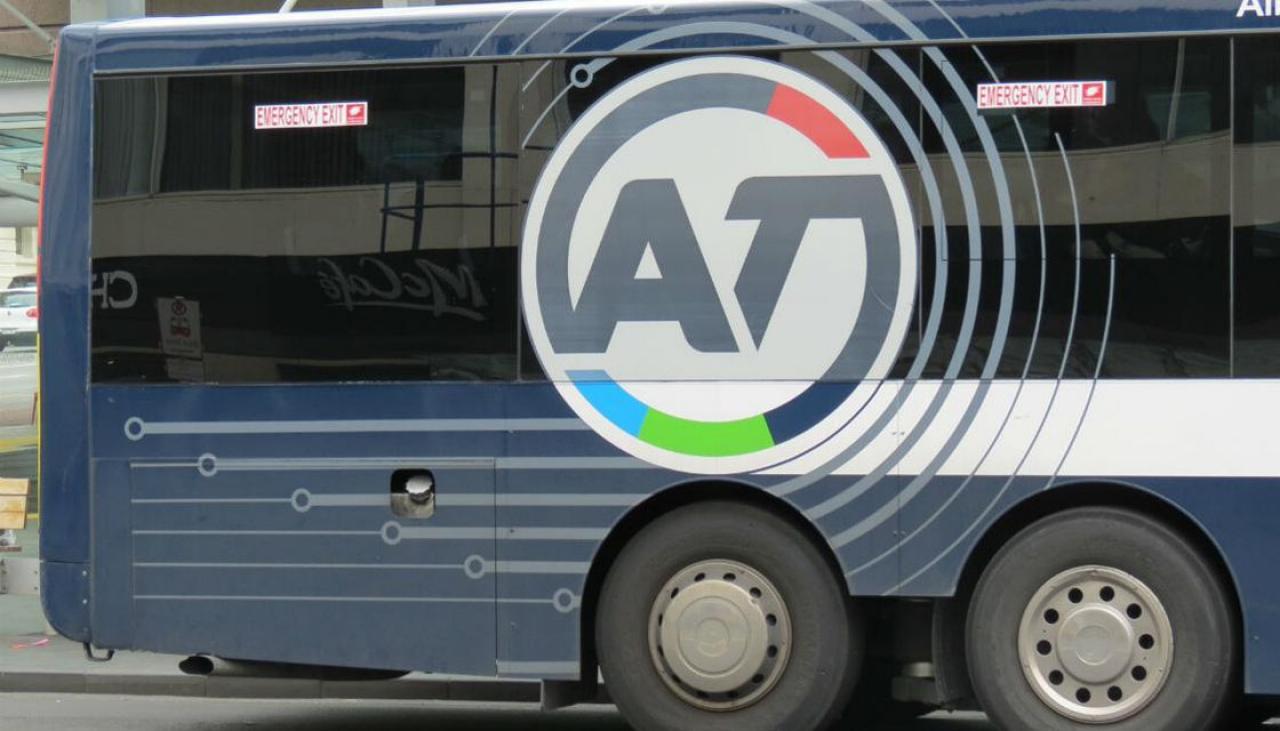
[522,57,917,474]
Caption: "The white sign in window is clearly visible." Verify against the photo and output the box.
[977,81,1109,111]
[254,101,369,130]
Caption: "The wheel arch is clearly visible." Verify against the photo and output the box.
[955,479,1243,611]
[939,479,1246,703]
[578,479,847,681]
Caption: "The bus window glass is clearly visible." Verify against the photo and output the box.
[91,64,521,384]
[918,38,1230,379]
[1234,37,1280,377]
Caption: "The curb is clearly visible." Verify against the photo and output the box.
[0,671,543,702]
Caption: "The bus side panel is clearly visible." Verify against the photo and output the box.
[39,25,96,642]
[491,382,899,680]
[90,458,133,648]
[496,383,649,679]
[84,2,1280,76]
[90,384,502,676]
[1130,478,1280,695]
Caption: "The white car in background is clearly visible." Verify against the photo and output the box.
[0,288,37,350]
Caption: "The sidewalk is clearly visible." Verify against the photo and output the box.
[0,634,540,701]
[0,524,539,702]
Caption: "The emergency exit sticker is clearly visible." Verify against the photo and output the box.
[254,101,369,130]
[977,81,1109,111]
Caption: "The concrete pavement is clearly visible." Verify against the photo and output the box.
[0,694,997,730]
[0,695,630,731]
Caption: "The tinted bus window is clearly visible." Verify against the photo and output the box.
[91,64,520,384]
[919,38,1230,379]
[1234,37,1280,377]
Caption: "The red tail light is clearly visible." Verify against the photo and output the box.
[25,307,37,318]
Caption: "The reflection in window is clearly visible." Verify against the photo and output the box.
[916,38,1230,379]
[91,65,520,385]
[1234,38,1280,377]
[929,39,1230,154]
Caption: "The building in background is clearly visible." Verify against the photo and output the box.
[0,50,47,288]
[0,0,460,289]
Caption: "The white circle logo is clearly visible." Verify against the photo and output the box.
[522,56,917,474]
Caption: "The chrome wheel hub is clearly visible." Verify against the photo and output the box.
[648,559,791,711]
[1019,565,1173,724]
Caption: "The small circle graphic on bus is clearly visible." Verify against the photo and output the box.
[522,57,917,474]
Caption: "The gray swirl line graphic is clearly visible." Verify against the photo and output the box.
[767,5,992,499]
[504,3,613,149]
[509,7,572,57]
[860,4,1022,506]
[750,46,957,479]
[521,80,577,150]
[830,382,997,548]
[889,255,1117,594]
[1038,134,1112,489]
[886,133,1099,594]
[857,3,1051,577]
[803,381,953,519]
[779,0,1011,521]
[1043,254,1117,489]
[764,46,987,494]
[780,0,985,389]
[520,20,811,148]
[521,6,648,94]
[468,7,519,57]
[1055,131,1085,382]
[862,0,1020,374]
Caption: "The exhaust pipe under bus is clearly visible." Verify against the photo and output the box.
[179,655,408,682]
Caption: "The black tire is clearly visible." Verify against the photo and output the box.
[596,500,863,731]
[967,507,1238,731]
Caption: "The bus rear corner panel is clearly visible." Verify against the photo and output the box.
[36,24,100,648]
[40,561,91,643]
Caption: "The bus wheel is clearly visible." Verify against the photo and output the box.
[967,507,1237,731]
[596,500,862,731]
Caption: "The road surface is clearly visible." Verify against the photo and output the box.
[0,695,994,730]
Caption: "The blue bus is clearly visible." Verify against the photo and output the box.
[39,1,1280,728]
